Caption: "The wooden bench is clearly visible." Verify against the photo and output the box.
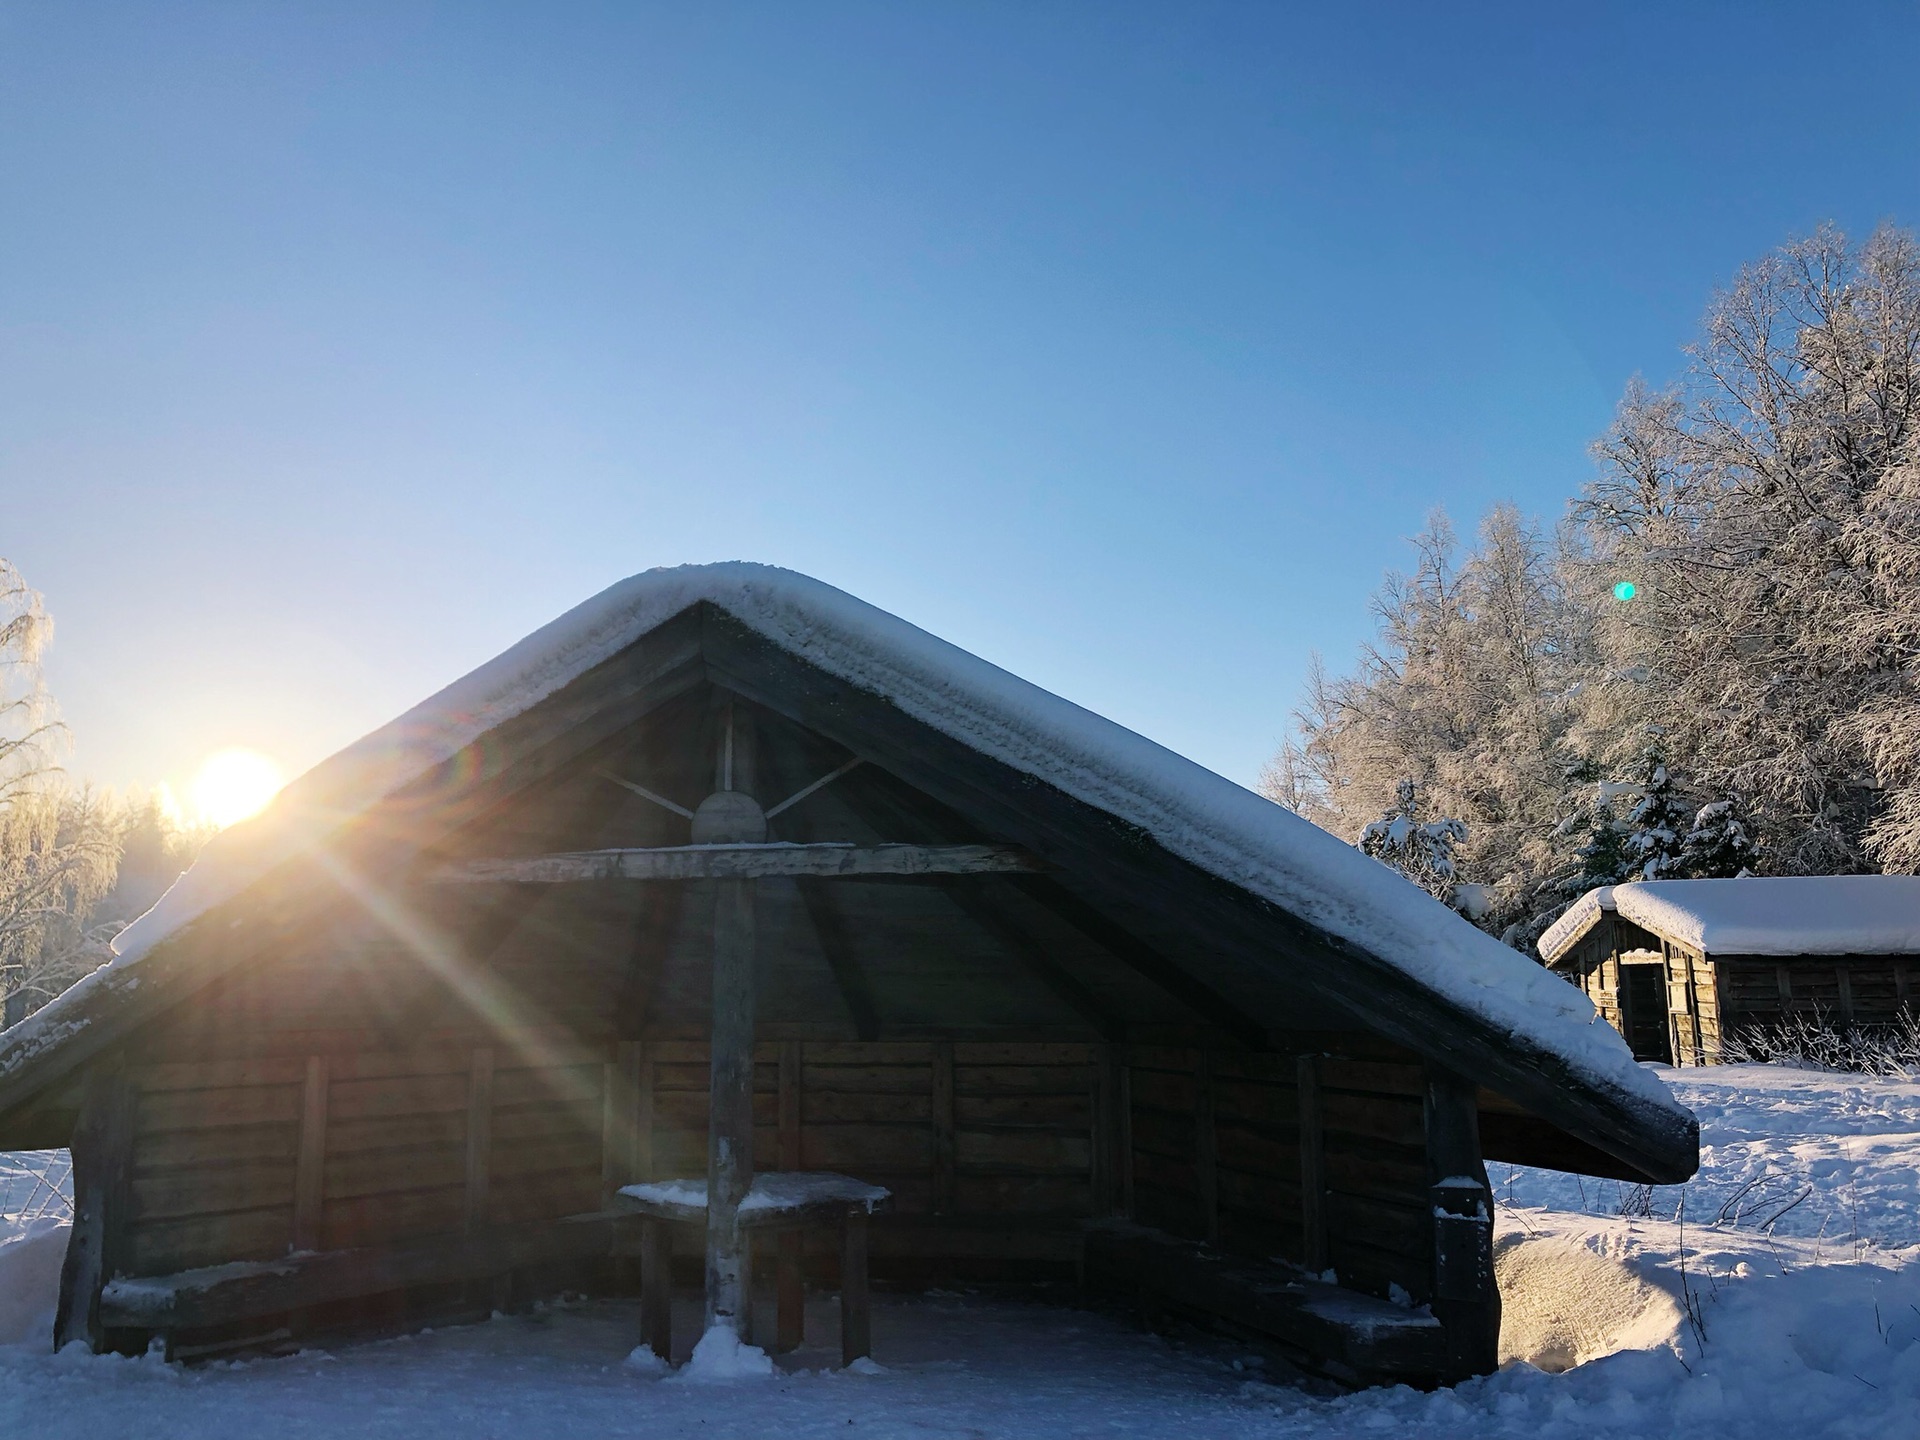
[1082,1220,1449,1388]
[615,1171,891,1366]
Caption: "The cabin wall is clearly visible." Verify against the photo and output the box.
[1126,1039,1436,1303]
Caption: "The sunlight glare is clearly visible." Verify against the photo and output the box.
[192,749,285,828]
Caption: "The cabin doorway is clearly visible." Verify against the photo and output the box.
[1618,961,1674,1064]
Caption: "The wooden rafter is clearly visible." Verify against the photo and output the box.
[426,843,1042,885]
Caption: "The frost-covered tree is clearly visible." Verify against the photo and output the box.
[1622,736,1688,881]
[1681,799,1759,878]
[0,560,123,1026]
[1357,780,1469,908]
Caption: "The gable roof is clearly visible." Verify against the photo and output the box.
[1543,876,1920,962]
[0,563,1695,1176]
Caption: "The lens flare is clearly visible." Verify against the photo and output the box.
[192,749,285,828]
[1613,581,1637,602]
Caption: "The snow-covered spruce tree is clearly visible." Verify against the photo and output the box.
[1622,734,1688,880]
[1570,788,1633,893]
[1357,780,1470,909]
[1681,798,1759,878]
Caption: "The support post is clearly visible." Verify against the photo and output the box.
[840,1208,871,1366]
[705,873,757,1336]
[1424,1063,1499,1382]
[55,1062,136,1353]
[640,1218,672,1361]
[1296,1054,1327,1272]
[776,1041,804,1352]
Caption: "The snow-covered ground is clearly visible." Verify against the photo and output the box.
[2,1064,1916,1439]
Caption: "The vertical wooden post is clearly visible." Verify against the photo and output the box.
[930,1040,956,1215]
[1424,1063,1499,1382]
[640,1218,672,1360]
[464,1047,495,1233]
[55,1062,136,1353]
[776,1041,804,1352]
[1296,1055,1327,1272]
[706,874,757,1335]
[1835,966,1855,1027]
[840,1209,871,1366]
[292,1056,330,1253]
[1897,961,1912,1013]
[1118,1058,1134,1218]
[1194,1049,1218,1244]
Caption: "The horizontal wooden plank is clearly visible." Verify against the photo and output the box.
[802,1124,934,1171]
[326,1111,466,1157]
[139,1057,307,1093]
[136,1121,300,1171]
[804,1042,931,1065]
[955,1130,1090,1173]
[321,1184,466,1249]
[132,1162,298,1222]
[327,1074,469,1122]
[803,1090,932,1125]
[126,1206,293,1274]
[492,1065,601,1109]
[953,1066,1089,1097]
[951,1174,1091,1215]
[1130,1109,1196,1162]
[952,1043,1092,1066]
[138,1083,303,1134]
[324,1147,465,1202]
[1212,1079,1300,1129]
[1128,1069,1196,1112]
[1321,1093,1424,1148]
[430,842,1044,883]
[954,1092,1088,1128]
[1319,1059,1425,1098]
[801,1064,930,1095]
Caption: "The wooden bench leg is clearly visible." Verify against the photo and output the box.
[640,1219,672,1362]
[777,1230,804,1353]
[740,1232,756,1349]
[840,1209,870,1367]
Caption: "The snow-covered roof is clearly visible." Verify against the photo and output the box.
[1542,876,1920,961]
[1539,887,1616,963]
[3,563,1682,1134]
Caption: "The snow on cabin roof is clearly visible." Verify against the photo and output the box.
[6,563,1677,1122]
[1539,887,1617,963]
[1606,876,1920,958]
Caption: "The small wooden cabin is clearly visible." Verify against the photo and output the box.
[1541,877,1920,1065]
[0,564,1695,1387]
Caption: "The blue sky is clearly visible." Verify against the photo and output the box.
[6,2,1920,803]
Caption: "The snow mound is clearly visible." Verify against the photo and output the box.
[0,1218,67,1347]
[1495,1230,1681,1371]
[622,1344,669,1376]
[671,1324,774,1382]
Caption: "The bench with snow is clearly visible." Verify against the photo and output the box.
[1082,1222,1449,1388]
[614,1171,890,1367]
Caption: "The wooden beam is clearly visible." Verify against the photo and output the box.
[796,879,881,1041]
[1424,1063,1499,1381]
[705,874,756,1335]
[640,1218,671,1360]
[55,1062,136,1352]
[776,1041,804,1353]
[292,1056,330,1253]
[428,842,1044,885]
[1297,1055,1327,1272]
[840,1210,871,1366]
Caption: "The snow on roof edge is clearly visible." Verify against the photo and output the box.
[1539,887,1617,964]
[5,563,1681,1126]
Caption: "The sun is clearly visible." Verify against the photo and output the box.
[191,749,285,828]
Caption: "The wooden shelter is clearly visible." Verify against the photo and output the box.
[0,565,1696,1387]
[1541,877,1920,1065]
